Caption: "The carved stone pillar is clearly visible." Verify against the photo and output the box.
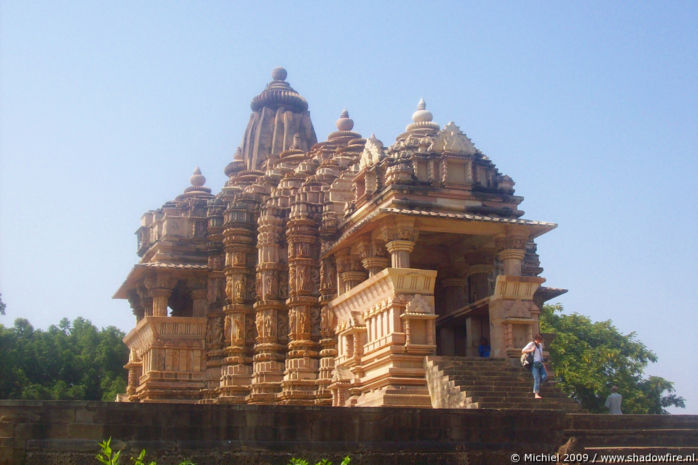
[124,349,142,402]
[467,263,493,303]
[219,214,256,403]
[191,287,208,318]
[357,237,389,277]
[281,199,320,405]
[335,249,351,294]
[380,219,419,268]
[317,256,337,405]
[145,274,176,317]
[441,277,467,314]
[200,198,226,403]
[495,234,528,277]
[250,207,286,404]
[127,291,145,322]
[136,287,153,318]
[385,240,415,268]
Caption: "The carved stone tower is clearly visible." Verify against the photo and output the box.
[115,68,565,406]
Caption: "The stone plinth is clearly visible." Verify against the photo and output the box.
[489,275,545,359]
[123,316,207,402]
[330,267,437,407]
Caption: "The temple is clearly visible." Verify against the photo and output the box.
[114,67,567,407]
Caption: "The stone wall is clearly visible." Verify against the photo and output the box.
[2,401,697,465]
[1,400,567,465]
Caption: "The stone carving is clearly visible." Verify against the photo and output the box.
[359,134,384,170]
[405,294,432,314]
[232,314,244,344]
[116,68,559,408]
[429,122,477,156]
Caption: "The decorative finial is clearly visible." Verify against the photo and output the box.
[412,98,433,123]
[271,67,287,81]
[190,167,206,187]
[233,147,243,161]
[336,108,354,131]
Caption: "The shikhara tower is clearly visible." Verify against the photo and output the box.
[115,68,565,406]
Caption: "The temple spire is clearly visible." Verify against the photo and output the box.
[240,68,318,170]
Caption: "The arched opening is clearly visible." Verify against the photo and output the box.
[168,280,193,317]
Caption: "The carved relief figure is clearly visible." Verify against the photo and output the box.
[264,313,274,338]
[288,309,297,336]
[279,272,289,299]
[264,273,273,298]
[234,278,244,301]
[224,315,232,345]
[298,309,308,336]
[255,313,264,339]
[232,314,244,344]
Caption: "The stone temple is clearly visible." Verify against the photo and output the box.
[114,67,567,407]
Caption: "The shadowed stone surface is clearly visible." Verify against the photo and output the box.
[1,401,697,465]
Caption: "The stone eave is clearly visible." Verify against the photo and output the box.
[325,206,556,257]
[534,286,568,303]
[113,262,209,299]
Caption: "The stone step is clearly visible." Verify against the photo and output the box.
[583,446,698,464]
[566,414,698,430]
[467,401,579,410]
[464,393,574,403]
[448,376,529,383]
[567,429,698,447]
[458,385,569,394]
[427,355,583,412]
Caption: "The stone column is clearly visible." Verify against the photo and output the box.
[441,277,467,314]
[317,206,338,405]
[127,291,145,322]
[201,197,226,402]
[357,237,389,277]
[219,210,256,403]
[281,198,320,405]
[250,206,286,404]
[137,287,153,318]
[495,234,528,277]
[124,349,142,402]
[467,264,493,303]
[380,219,419,269]
[191,286,208,318]
[145,274,176,317]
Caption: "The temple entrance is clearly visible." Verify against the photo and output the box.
[409,231,494,357]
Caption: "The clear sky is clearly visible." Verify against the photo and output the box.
[1,1,696,413]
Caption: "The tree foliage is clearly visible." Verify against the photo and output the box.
[0,317,128,401]
[540,303,684,414]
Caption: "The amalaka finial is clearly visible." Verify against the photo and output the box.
[336,108,354,131]
[190,167,206,187]
[233,147,243,161]
[412,98,433,123]
[271,67,287,81]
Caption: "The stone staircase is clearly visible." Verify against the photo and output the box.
[561,414,698,464]
[425,355,583,411]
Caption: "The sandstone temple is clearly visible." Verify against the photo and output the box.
[114,67,567,408]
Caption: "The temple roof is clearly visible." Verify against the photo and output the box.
[250,67,309,112]
[238,67,317,171]
[113,262,209,299]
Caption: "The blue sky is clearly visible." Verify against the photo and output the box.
[1,1,696,413]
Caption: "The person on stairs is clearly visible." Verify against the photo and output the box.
[604,385,623,414]
[522,334,548,399]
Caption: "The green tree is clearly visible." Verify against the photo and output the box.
[0,317,128,401]
[0,293,6,315]
[540,304,684,414]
